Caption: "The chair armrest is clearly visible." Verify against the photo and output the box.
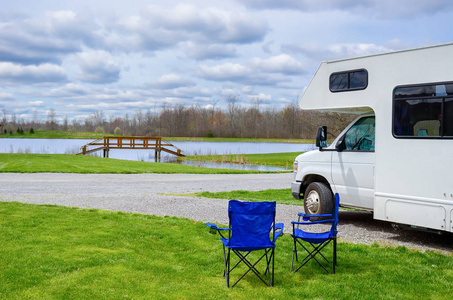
[272,223,284,243]
[205,223,231,237]
[205,223,226,230]
[205,223,230,231]
[298,212,332,220]
[298,212,332,217]
[298,213,333,222]
[292,219,334,226]
[275,223,284,231]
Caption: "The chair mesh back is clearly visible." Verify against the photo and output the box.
[228,200,276,249]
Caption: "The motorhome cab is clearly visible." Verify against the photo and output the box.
[291,43,453,232]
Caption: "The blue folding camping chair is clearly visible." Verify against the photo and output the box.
[291,193,340,274]
[206,200,284,287]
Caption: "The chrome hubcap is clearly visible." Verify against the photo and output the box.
[305,190,320,214]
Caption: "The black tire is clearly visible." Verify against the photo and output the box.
[303,182,333,220]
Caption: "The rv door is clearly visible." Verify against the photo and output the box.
[331,116,375,209]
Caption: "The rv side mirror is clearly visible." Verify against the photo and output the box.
[316,126,327,150]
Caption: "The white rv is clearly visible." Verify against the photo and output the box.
[291,43,453,232]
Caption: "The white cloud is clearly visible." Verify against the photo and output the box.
[151,74,196,89]
[44,83,90,97]
[45,10,77,23]
[183,42,238,60]
[105,3,268,55]
[28,101,44,106]
[197,63,250,81]
[283,43,392,61]
[74,51,120,84]
[141,4,268,44]
[327,43,391,58]
[0,92,14,100]
[196,57,300,86]
[248,93,272,102]
[251,54,306,74]
[0,62,67,84]
[241,86,254,94]
[241,0,453,18]
[0,10,96,65]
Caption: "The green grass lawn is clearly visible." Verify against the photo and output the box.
[0,202,451,299]
[196,188,301,206]
[0,153,266,174]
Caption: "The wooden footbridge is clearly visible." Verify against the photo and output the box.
[77,136,185,161]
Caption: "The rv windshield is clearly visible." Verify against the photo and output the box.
[344,116,375,151]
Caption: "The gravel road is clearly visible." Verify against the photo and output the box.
[1,173,452,254]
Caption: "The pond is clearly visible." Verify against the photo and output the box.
[0,138,315,171]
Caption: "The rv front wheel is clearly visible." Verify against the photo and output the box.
[304,182,333,220]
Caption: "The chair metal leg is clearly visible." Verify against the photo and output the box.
[333,237,337,274]
[291,236,298,272]
[264,248,275,286]
[226,248,230,287]
[229,248,274,288]
[271,248,275,286]
[223,244,227,277]
[292,238,334,274]
[308,242,330,264]
[231,251,260,275]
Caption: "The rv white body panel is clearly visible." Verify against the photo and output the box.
[293,43,453,232]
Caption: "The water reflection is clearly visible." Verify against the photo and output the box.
[173,160,289,171]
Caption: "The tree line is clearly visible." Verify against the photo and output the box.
[1,101,355,140]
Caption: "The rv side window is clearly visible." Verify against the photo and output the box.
[330,69,368,92]
[344,116,375,151]
[393,82,453,138]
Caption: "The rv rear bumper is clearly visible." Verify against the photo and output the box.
[291,181,302,200]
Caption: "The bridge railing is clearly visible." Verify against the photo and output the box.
[77,136,185,160]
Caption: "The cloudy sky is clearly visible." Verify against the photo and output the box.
[1,0,453,122]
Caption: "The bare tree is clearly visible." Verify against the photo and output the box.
[91,110,106,127]
[226,94,240,137]
[1,108,6,122]
[62,116,69,131]
[46,109,57,130]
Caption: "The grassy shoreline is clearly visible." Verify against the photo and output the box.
[195,188,300,205]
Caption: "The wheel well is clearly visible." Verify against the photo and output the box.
[301,175,331,197]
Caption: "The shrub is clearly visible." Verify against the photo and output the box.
[5,123,14,134]
[94,126,105,133]
[30,127,35,134]
[114,127,122,135]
